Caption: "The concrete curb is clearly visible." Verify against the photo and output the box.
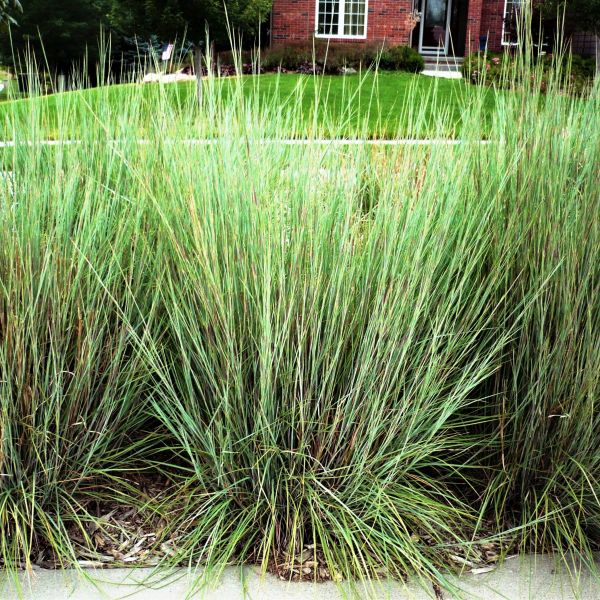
[1,556,599,600]
[0,138,492,148]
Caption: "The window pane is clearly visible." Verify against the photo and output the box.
[343,0,366,36]
[317,0,366,37]
[317,0,340,35]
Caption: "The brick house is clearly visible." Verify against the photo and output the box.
[270,0,525,57]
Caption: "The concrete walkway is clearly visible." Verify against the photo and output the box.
[1,556,599,600]
[422,70,462,80]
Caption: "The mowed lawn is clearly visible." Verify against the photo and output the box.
[0,72,496,139]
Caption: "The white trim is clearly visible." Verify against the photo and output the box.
[314,0,369,40]
[418,0,453,56]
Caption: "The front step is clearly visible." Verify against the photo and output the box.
[422,56,463,73]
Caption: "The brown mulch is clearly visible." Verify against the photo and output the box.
[270,545,343,583]
[27,475,516,583]
[267,520,514,583]
[28,474,176,570]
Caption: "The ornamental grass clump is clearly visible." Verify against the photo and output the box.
[146,139,521,586]
[0,140,159,570]
[0,42,598,597]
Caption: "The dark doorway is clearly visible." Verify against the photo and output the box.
[411,0,469,57]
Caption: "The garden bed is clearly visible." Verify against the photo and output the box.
[0,54,598,598]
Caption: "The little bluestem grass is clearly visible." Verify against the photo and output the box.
[0,39,598,597]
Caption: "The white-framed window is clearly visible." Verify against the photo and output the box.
[501,0,526,46]
[315,1,368,39]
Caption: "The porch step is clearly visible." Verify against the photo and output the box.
[422,56,464,73]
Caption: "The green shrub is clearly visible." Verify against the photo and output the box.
[217,49,253,67]
[259,43,314,71]
[379,45,425,73]
[259,43,423,74]
[463,50,594,94]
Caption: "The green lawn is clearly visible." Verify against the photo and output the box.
[0,72,496,139]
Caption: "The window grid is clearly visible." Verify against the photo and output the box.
[316,0,368,38]
[317,1,340,36]
[344,1,366,37]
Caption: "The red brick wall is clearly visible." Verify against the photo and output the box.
[466,0,483,53]
[271,0,315,43]
[271,0,505,55]
[480,0,506,51]
[366,1,416,45]
[271,0,416,46]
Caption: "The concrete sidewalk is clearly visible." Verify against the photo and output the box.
[1,555,598,600]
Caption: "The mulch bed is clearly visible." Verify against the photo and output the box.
[25,475,515,583]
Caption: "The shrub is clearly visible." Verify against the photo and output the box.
[259,43,314,71]
[258,43,423,74]
[315,42,381,73]
[217,49,255,68]
[463,50,594,94]
[379,45,425,73]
